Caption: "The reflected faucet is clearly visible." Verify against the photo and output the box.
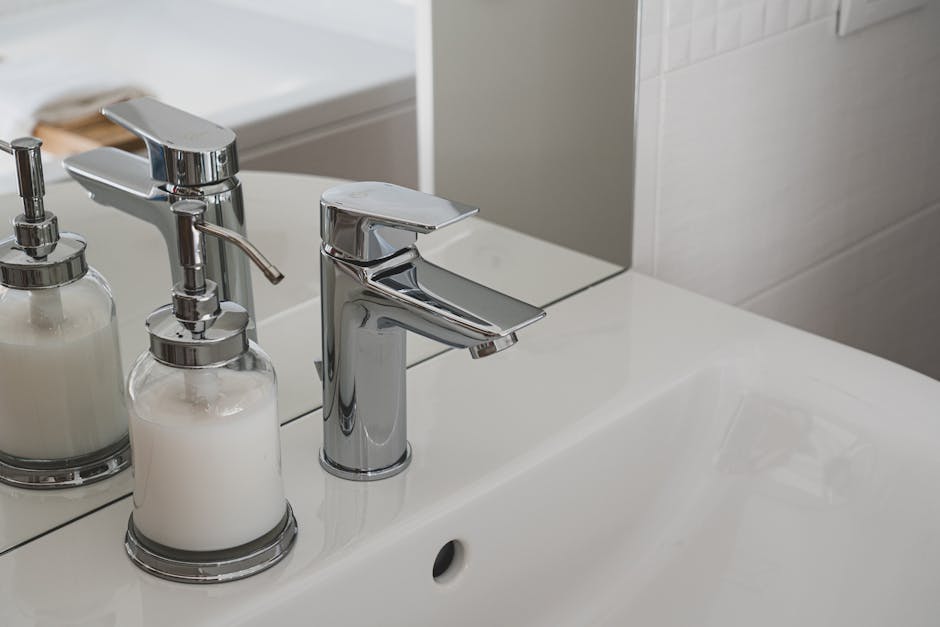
[319,182,546,481]
[62,97,255,332]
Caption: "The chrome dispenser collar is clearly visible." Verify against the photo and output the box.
[0,137,88,289]
[147,199,283,368]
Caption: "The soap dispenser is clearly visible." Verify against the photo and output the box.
[0,137,129,489]
[124,199,296,584]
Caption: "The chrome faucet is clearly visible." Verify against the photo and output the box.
[62,97,255,329]
[319,182,546,481]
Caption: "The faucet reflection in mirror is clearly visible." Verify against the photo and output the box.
[319,182,546,481]
[0,137,129,489]
[63,97,258,337]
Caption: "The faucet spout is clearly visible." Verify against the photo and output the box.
[364,249,545,352]
[469,333,518,359]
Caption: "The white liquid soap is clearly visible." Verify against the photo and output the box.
[129,365,285,551]
[0,275,126,460]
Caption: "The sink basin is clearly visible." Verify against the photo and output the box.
[2,271,938,625]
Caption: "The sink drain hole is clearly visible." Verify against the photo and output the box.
[432,540,465,583]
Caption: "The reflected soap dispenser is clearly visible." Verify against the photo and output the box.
[0,137,129,489]
[124,199,296,584]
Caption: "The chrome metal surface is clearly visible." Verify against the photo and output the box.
[0,137,45,219]
[147,302,251,368]
[320,184,545,480]
[145,199,283,368]
[320,443,412,481]
[62,98,255,330]
[196,221,284,285]
[102,97,238,187]
[125,502,298,584]
[0,234,87,289]
[321,181,478,262]
[13,212,59,251]
[0,137,89,288]
[0,435,130,489]
[469,332,519,359]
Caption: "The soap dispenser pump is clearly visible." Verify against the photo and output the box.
[124,199,296,584]
[0,137,130,489]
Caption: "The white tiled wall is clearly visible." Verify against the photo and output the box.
[634,0,940,378]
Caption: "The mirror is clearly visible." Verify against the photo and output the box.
[0,0,636,555]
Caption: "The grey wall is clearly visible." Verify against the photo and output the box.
[418,0,637,267]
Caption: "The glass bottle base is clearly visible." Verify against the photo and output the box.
[125,502,298,584]
[0,434,131,489]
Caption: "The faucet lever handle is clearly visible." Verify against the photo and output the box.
[320,182,479,262]
[102,97,238,188]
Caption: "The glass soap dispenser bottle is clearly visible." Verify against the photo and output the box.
[124,199,296,584]
[0,137,129,489]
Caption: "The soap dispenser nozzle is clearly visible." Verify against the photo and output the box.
[146,199,284,367]
[0,137,88,291]
[0,137,61,260]
[169,200,282,336]
[0,137,45,220]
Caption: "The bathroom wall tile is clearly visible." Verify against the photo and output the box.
[666,23,693,70]
[740,1,767,43]
[787,0,811,28]
[635,0,940,377]
[693,0,718,20]
[743,203,940,379]
[650,7,938,303]
[640,0,665,79]
[690,16,718,61]
[763,0,790,35]
[811,0,838,20]
[663,0,840,71]
[716,8,743,52]
[642,0,665,33]
[668,0,696,27]
[640,33,664,79]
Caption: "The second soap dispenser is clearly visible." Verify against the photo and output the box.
[124,199,296,584]
[0,137,129,489]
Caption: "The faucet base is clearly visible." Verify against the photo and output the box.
[319,443,412,481]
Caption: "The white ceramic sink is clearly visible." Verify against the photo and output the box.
[2,271,938,626]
